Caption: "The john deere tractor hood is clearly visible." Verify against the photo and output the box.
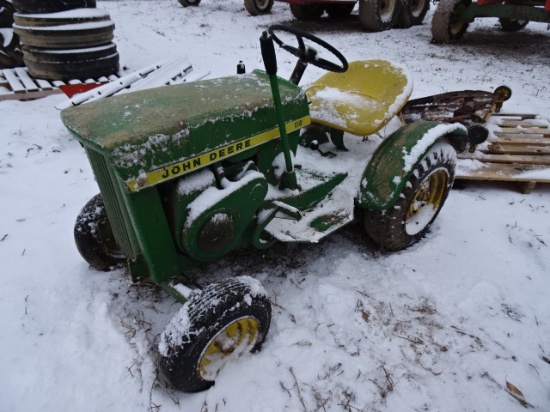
[61,70,310,191]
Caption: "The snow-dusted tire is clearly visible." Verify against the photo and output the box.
[359,0,401,31]
[74,194,125,271]
[325,3,355,18]
[431,0,470,43]
[289,3,324,20]
[499,18,528,32]
[13,8,110,27]
[244,0,273,15]
[23,43,119,80]
[398,0,429,27]
[158,276,271,392]
[12,0,96,13]
[178,0,201,7]
[364,142,456,251]
[14,19,114,49]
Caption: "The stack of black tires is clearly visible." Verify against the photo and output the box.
[11,0,119,81]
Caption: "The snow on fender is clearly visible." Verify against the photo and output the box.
[357,120,467,211]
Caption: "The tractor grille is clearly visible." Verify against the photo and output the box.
[86,148,141,259]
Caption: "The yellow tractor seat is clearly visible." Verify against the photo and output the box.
[306,60,412,136]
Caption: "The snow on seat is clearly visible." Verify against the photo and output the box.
[306,60,413,136]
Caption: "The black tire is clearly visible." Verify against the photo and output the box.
[244,0,273,15]
[13,20,114,49]
[13,8,110,27]
[398,0,429,27]
[0,0,15,28]
[0,30,24,68]
[178,0,201,7]
[158,276,271,392]
[499,18,528,32]
[23,43,119,80]
[359,0,401,31]
[325,3,355,18]
[364,142,456,251]
[74,194,125,271]
[12,0,96,13]
[431,0,470,43]
[289,3,324,20]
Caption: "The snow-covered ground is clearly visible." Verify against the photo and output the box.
[1,1,550,411]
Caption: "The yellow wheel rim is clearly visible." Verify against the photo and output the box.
[198,316,260,381]
[405,169,448,236]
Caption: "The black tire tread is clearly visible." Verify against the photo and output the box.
[499,18,528,32]
[178,0,201,7]
[325,3,355,18]
[289,3,324,20]
[364,143,456,251]
[13,8,110,27]
[431,0,470,43]
[158,277,271,392]
[14,20,114,49]
[244,0,274,15]
[74,194,125,271]
[12,0,96,13]
[23,43,119,80]
[359,0,401,31]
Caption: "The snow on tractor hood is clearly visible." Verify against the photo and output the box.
[61,70,310,191]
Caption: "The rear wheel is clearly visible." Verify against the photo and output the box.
[359,0,401,31]
[74,194,125,271]
[244,0,274,15]
[431,0,470,43]
[158,277,271,392]
[364,143,456,251]
[289,3,324,20]
[499,18,528,32]
[325,3,355,18]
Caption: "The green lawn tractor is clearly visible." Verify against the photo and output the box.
[62,25,481,392]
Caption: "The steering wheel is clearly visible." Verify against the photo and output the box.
[268,25,348,73]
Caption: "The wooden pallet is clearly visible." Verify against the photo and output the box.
[1,60,209,105]
[456,113,550,193]
[0,67,116,101]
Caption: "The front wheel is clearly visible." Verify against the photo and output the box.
[364,142,456,251]
[157,276,272,392]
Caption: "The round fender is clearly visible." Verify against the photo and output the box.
[357,120,467,211]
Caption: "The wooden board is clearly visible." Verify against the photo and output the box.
[456,114,550,193]
[0,67,113,101]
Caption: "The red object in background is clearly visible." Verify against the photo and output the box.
[476,0,550,11]
[60,83,103,98]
